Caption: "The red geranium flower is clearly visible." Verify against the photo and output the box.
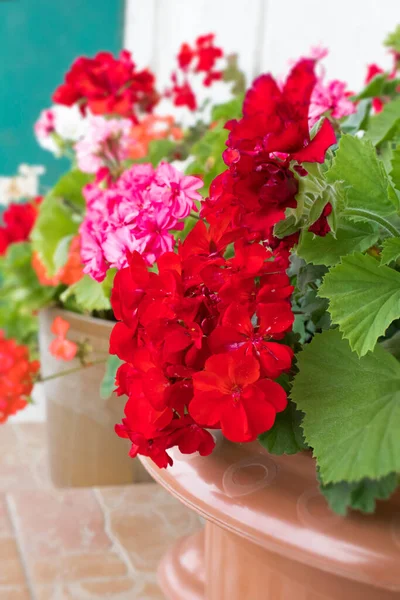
[0,199,40,256]
[190,352,287,442]
[209,302,294,378]
[0,332,40,423]
[53,50,158,122]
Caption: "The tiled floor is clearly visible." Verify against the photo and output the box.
[0,423,201,600]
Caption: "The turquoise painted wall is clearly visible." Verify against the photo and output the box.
[0,1,124,188]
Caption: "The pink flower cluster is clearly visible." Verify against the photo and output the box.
[79,163,203,282]
[75,115,132,174]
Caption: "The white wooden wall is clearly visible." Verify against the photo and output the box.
[124,0,400,90]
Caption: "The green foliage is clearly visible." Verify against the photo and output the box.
[297,220,379,266]
[53,234,74,271]
[391,146,400,193]
[185,121,229,194]
[31,170,90,275]
[381,330,400,360]
[147,139,177,167]
[319,252,400,356]
[60,274,112,313]
[340,99,370,135]
[0,242,56,313]
[384,24,400,53]
[380,237,400,264]
[326,135,397,221]
[211,95,243,122]
[366,98,400,146]
[291,329,400,483]
[222,55,246,95]
[318,472,398,516]
[100,355,123,399]
[258,402,308,455]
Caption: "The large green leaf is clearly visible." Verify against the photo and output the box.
[366,98,400,146]
[31,170,90,274]
[291,329,400,483]
[391,146,400,194]
[297,220,379,266]
[60,275,111,312]
[380,237,400,265]
[319,253,400,356]
[319,472,398,516]
[326,134,397,218]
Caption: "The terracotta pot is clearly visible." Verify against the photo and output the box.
[140,436,400,599]
[39,307,151,487]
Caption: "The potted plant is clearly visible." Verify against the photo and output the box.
[0,34,243,488]
[106,27,400,598]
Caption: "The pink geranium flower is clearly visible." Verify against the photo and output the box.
[79,163,203,282]
[75,115,132,173]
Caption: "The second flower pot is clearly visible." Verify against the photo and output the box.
[39,307,151,487]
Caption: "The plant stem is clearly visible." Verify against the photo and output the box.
[343,208,400,237]
[37,358,106,383]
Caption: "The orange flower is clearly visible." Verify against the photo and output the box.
[128,115,183,160]
[49,317,77,361]
[32,235,84,287]
[0,331,40,423]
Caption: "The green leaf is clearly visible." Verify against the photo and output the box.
[366,98,400,146]
[391,146,400,193]
[53,234,74,271]
[258,402,308,455]
[380,237,400,265]
[273,214,299,239]
[211,95,243,122]
[357,74,387,100]
[381,330,400,360]
[147,139,176,167]
[291,328,400,483]
[185,122,228,194]
[100,355,123,399]
[50,169,91,208]
[222,55,246,95]
[340,99,370,135]
[319,472,398,516]
[297,220,379,266]
[0,242,56,312]
[384,24,400,53]
[60,275,111,313]
[319,252,400,356]
[326,134,397,217]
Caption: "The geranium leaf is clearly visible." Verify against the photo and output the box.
[366,98,400,146]
[258,402,308,455]
[380,237,400,265]
[291,329,400,483]
[297,220,379,266]
[326,134,397,216]
[60,275,111,312]
[385,24,400,53]
[318,472,398,516]
[391,146,400,193]
[319,253,400,356]
[100,355,123,399]
[50,169,91,208]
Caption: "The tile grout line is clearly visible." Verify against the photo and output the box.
[5,493,37,600]
[93,488,139,580]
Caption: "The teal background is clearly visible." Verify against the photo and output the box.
[0,0,124,189]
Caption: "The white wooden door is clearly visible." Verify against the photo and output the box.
[124,0,400,89]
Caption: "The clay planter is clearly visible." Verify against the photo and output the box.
[140,436,400,600]
[39,307,151,488]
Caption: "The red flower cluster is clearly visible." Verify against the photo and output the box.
[0,332,39,423]
[203,59,336,249]
[111,219,294,467]
[0,198,41,256]
[111,58,337,468]
[53,51,158,122]
[170,34,224,110]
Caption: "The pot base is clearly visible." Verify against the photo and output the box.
[158,530,205,600]
[160,522,400,600]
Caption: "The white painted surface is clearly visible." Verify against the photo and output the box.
[124,0,400,90]
[9,384,46,423]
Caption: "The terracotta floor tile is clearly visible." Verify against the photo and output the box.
[36,577,164,600]
[0,427,37,491]
[30,552,128,585]
[0,538,27,587]
[0,587,31,600]
[10,489,111,557]
[0,496,12,536]
[98,484,201,574]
